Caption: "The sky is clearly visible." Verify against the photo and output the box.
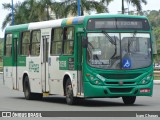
[0,0,160,38]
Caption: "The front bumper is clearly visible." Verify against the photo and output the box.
[84,80,153,97]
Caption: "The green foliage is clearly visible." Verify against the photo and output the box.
[0,38,3,57]
[2,0,60,30]
[63,0,107,16]
[2,0,110,30]
[144,10,160,62]
[121,0,147,14]
[0,38,3,67]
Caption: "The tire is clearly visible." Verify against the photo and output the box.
[24,76,42,100]
[122,96,136,105]
[65,79,76,105]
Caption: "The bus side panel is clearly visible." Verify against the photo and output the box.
[17,67,27,91]
[48,56,78,96]
[12,67,18,90]
[3,66,13,89]
[26,57,42,93]
[48,56,64,95]
[17,56,27,92]
[58,56,78,96]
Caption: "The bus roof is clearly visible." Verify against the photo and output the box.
[85,14,147,19]
[5,14,148,33]
[28,19,63,30]
[61,14,148,26]
[5,24,28,33]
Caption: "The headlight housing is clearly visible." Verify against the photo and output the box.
[87,74,105,85]
[138,74,153,85]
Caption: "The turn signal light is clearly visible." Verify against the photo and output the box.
[86,73,90,77]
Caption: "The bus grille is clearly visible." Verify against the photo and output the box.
[109,88,132,93]
[106,82,135,85]
[100,73,141,79]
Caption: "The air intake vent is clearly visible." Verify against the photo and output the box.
[100,73,141,79]
[109,88,132,93]
[106,82,135,85]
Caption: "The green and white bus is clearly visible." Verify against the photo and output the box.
[3,14,153,105]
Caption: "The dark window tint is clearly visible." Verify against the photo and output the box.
[31,30,41,56]
[50,28,63,55]
[5,34,12,56]
[21,31,30,55]
[63,27,74,55]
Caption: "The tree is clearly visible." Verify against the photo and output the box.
[2,2,23,30]
[101,0,114,12]
[62,0,107,16]
[49,1,66,19]
[2,0,52,30]
[37,0,54,20]
[145,10,160,62]
[2,0,111,29]
[121,0,147,14]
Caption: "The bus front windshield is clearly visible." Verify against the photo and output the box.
[87,33,152,70]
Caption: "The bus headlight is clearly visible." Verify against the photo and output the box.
[86,73,105,85]
[88,76,103,85]
[138,74,152,85]
[90,76,94,81]
[93,79,103,85]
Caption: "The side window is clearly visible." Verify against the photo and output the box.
[63,27,74,55]
[5,34,12,56]
[31,30,41,56]
[50,28,63,55]
[21,31,30,55]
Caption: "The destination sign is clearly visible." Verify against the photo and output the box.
[87,18,150,30]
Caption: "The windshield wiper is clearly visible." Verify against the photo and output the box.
[102,30,116,45]
[102,30,117,59]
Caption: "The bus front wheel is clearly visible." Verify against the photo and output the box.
[122,96,136,105]
[65,79,76,105]
[24,76,42,100]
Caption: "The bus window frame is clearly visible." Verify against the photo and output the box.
[50,27,63,56]
[30,29,41,57]
[20,30,31,56]
[62,26,75,56]
[85,31,152,70]
[4,33,13,57]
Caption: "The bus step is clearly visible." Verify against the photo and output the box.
[43,92,49,97]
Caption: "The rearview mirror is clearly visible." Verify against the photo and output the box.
[82,37,88,48]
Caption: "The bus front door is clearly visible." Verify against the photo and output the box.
[42,35,49,92]
[77,33,84,95]
[13,33,19,90]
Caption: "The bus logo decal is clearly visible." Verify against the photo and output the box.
[29,60,39,72]
[59,61,66,68]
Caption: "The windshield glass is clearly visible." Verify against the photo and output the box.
[87,33,151,70]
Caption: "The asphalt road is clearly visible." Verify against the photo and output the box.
[0,74,160,120]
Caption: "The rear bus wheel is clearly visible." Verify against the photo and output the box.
[24,76,33,100]
[24,76,42,100]
[122,96,136,105]
[65,79,76,105]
